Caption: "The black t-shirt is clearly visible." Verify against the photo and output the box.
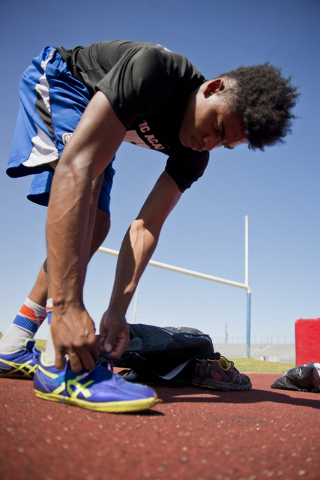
[57,41,209,192]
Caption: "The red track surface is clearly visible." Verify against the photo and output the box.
[0,372,319,480]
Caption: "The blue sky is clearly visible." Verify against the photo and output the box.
[0,0,319,343]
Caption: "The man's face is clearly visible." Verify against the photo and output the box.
[179,79,247,152]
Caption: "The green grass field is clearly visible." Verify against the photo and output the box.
[0,337,294,374]
[34,339,46,352]
[229,358,294,374]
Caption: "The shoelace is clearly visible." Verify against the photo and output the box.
[62,360,70,404]
[100,350,113,373]
[31,346,41,359]
[24,341,40,359]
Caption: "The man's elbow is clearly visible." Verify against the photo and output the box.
[129,217,162,241]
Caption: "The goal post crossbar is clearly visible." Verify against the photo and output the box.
[98,246,250,292]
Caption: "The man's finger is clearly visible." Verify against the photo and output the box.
[68,350,85,373]
[96,334,104,346]
[103,335,129,360]
[103,329,119,354]
[54,346,67,370]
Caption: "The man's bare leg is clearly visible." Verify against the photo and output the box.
[0,173,110,354]
[29,207,110,307]
[29,167,109,304]
[28,261,48,308]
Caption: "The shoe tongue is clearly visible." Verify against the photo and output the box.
[219,357,230,369]
[25,339,36,351]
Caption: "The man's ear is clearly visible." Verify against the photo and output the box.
[203,79,224,97]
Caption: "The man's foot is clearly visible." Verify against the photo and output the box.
[0,339,40,380]
[34,353,162,413]
[190,354,252,391]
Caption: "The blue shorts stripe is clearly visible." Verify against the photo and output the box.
[7,47,91,178]
[13,314,38,334]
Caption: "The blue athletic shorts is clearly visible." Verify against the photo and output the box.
[6,46,115,216]
[27,163,115,216]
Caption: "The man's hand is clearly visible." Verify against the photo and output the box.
[98,307,130,360]
[51,307,100,373]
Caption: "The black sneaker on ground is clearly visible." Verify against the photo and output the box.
[190,354,252,391]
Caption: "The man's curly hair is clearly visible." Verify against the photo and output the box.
[220,64,299,150]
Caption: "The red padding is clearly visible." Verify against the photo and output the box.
[295,318,320,366]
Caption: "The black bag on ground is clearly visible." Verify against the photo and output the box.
[114,323,214,387]
[271,363,320,392]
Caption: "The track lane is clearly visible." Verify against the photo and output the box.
[0,373,319,480]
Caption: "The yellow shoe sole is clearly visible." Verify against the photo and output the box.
[35,389,162,413]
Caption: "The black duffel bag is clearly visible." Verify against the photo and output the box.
[114,323,214,387]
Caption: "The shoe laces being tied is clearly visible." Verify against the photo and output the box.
[99,350,113,373]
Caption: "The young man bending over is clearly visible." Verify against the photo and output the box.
[1,41,298,411]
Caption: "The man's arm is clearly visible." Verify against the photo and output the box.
[46,92,126,373]
[99,170,182,359]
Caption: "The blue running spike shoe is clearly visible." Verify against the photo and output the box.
[34,353,162,413]
[100,356,159,398]
[0,339,40,380]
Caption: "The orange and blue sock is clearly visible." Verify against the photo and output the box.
[0,298,46,353]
